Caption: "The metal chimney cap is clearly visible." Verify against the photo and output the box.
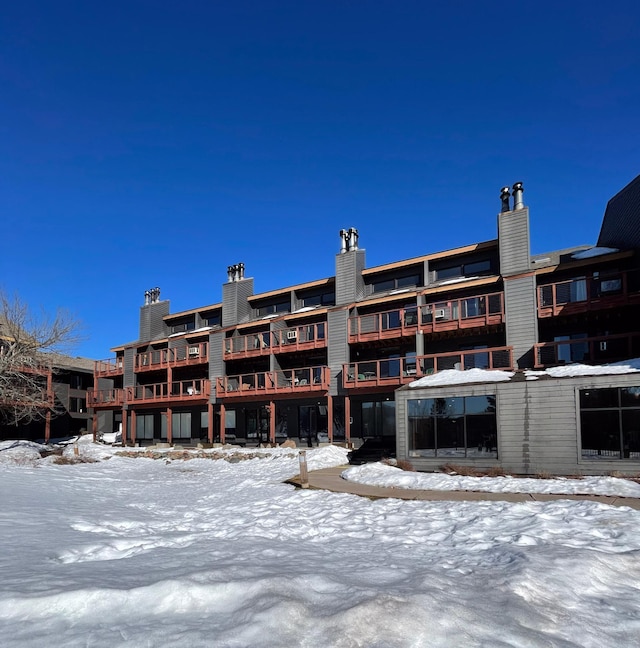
[512,182,524,191]
[500,186,510,196]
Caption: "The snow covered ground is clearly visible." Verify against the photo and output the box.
[1,438,640,647]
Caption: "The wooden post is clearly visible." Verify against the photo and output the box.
[130,409,137,446]
[219,403,226,444]
[345,396,351,445]
[299,450,309,488]
[92,409,98,443]
[269,400,276,444]
[327,394,333,443]
[207,402,214,444]
[167,407,172,444]
[122,409,128,445]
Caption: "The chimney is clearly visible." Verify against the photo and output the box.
[144,290,151,306]
[227,265,235,282]
[500,186,511,213]
[339,229,348,254]
[512,182,524,210]
[238,262,245,280]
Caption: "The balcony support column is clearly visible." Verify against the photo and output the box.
[327,395,333,443]
[166,407,173,445]
[92,408,98,442]
[122,409,128,445]
[345,396,351,444]
[130,410,136,446]
[269,400,276,444]
[219,403,226,444]
[207,402,214,444]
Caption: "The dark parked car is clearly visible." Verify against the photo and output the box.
[347,437,396,465]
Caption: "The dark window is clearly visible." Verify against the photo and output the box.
[302,291,335,307]
[256,300,290,317]
[371,273,421,293]
[136,414,154,440]
[170,320,196,334]
[580,387,640,459]
[408,395,497,458]
[205,314,221,327]
[69,397,87,413]
[435,259,491,281]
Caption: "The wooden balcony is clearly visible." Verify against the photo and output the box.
[343,346,513,389]
[223,323,327,359]
[537,271,640,318]
[87,388,125,408]
[216,365,330,399]
[127,379,211,404]
[95,358,124,377]
[348,292,504,342]
[135,342,208,372]
[534,334,640,368]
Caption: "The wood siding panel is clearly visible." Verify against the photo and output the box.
[498,207,531,276]
[327,309,349,395]
[504,275,538,369]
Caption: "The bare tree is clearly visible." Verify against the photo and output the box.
[0,290,80,426]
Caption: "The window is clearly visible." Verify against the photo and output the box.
[580,387,640,460]
[136,414,154,440]
[170,320,196,334]
[256,300,290,317]
[171,412,192,440]
[69,397,87,413]
[371,274,420,294]
[434,259,491,282]
[408,395,497,458]
[302,291,335,308]
[204,314,221,327]
[361,401,396,438]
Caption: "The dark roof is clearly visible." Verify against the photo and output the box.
[597,174,640,250]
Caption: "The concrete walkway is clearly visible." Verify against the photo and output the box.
[287,465,640,509]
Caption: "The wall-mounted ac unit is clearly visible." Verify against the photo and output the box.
[286,330,298,340]
[434,308,446,319]
[188,346,200,355]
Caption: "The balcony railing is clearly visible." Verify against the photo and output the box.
[349,292,504,342]
[128,379,211,403]
[216,365,330,398]
[534,334,640,368]
[224,323,327,358]
[343,346,513,388]
[87,388,125,407]
[135,343,208,371]
[94,358,124,377]
[537,270,640,318]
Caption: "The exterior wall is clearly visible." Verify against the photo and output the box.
[209,329,225,401]
[327,308,349,395]
[335,249,366,306]
[396,373,640,476]
[123,347,135,389]
[503,275,538,368]
[222,278,254,327]
[139,300,170,342]
[498,207,531,276]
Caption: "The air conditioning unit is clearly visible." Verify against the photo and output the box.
[434,308,446,320]
[286,330,298,340]
[188,346,200,356]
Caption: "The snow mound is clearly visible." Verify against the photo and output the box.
[409,367,514,388]
[525,358,640,380]
[0,440,45,466]
[342,463,640,497]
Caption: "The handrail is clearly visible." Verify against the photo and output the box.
[534,333,640,367]
[94,358,124,375]
[135,342,208,370]
[223,323,327,357]
[128,379,211,402]
[343,346,513,387]
[216,365,330,396]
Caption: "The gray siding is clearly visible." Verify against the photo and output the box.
[123,347,135,389]
[396,373,640,475]
[335,249,366,306]
[503,275,538,369]
[222,278,254,327]
[498,207,531,276]
[598,173,640,250]
[208,329,225,402]
[139,301,170,342]
[327,309,349,395]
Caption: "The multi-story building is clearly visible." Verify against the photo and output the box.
[90,176,640,474]
[0,354,94,442]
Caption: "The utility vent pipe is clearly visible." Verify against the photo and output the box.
[227,263,245,282]
[144,287,161,304]
[500,186,511,213]
[339,227,359,253]
[512,182,524,210]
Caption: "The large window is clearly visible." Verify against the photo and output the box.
[371,273,421,294]
[408,395,497,458]
[302,291,335,308]
[136,414,154,440]
[361,401,396,438]
[580,387,640,460]
[434,259,491,282]
[256,300,290,317]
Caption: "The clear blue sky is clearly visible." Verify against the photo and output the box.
[2,1,639,360]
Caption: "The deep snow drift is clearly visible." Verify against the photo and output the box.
[1,438,639,647]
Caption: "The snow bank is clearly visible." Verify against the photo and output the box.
[342,462,640,497]
[525,358,640,380]
[409,367,514,388]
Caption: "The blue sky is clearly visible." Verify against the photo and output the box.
[2,1,639,359]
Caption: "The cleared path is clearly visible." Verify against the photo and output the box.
[287,465,640,510]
